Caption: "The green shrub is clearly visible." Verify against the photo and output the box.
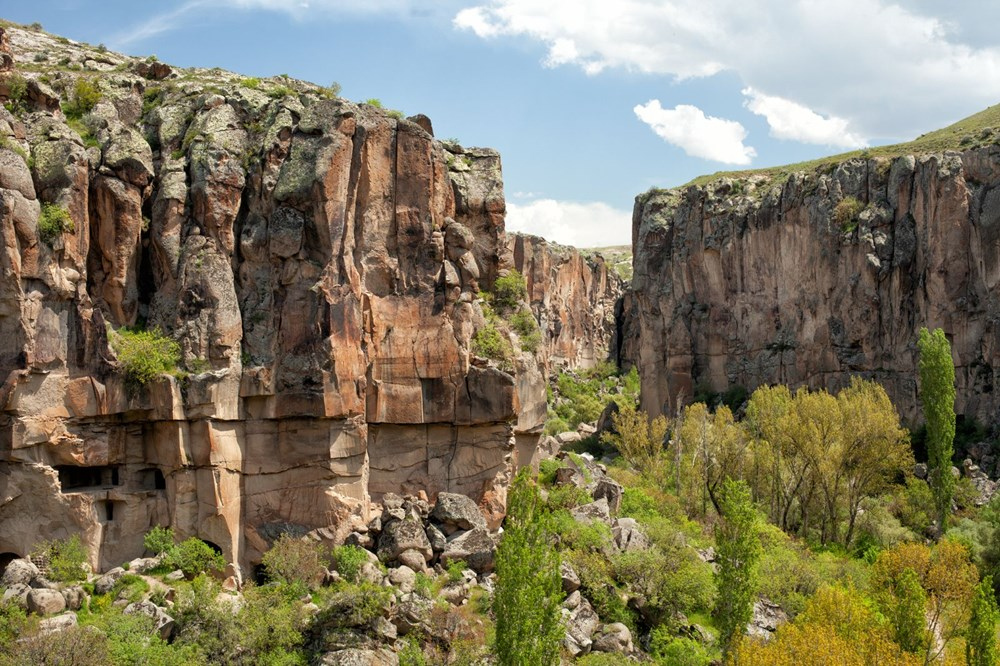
[446,559,467,583]
[330,544,368,583]
[267,85,294,99]
[0,600,32,651]
[262,534,327,591]
[144,525,175,555]
[63,78,102,119]
[550,510,611,551]
[511,309,541,352]
[537,459,563,486]
[414,571,435,599]
[82,608,203,665]
[324,81,342,98]
[241,77,261,89]
[364,98,383,108]
[398,636,427,666]
[471,321,513,369]
[109,573,150,603]
[3,74,28,115]
[38,203,74,244]
[109,326,181,391]
[491,270,528,312]
[832,196,865,233]
[315,580,392,628]
[650,634,713,666]
[32,534,88,582]
[166,538,225,578]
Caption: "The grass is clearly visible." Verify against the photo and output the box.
[680,103,1000,190]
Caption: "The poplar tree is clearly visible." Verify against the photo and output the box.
[714,479,762,653]
[967,576,1000,666]
[917,327,956,533]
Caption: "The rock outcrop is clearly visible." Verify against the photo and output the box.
[626,144,1000,423]
[0,25,545,575]
[507,233,624,370]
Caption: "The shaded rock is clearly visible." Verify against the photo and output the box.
[593,477,623,513]
[393,593,433,635]
[571,498,611,525]
[747,598,789,641]
[613,518,650,552]
[430,492,487,534]
[561,562,581,594]
[124,600,176,640]
[425,524,447,552]
[318,648,399,666]
[27,588,66,615]
[377,520,433,563]
[562,591,600,657]
[0,558,38,587]
[592,622,634,653]
[60,586,86,611]
[397,550,428,573]
[440,528,496,574]
[94,567,126,595]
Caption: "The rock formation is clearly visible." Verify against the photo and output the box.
[506,233,624,371]
[0,25,545,576]
[626,143,1000,424]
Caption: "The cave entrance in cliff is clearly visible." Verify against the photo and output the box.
[0,553,19,579]
[138,468,166,491]
[201,540,223,556]
[98,500,124,524]
[252,563,267,585]
[55,465,122,491]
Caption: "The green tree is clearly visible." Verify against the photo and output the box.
[494,469,564,665]
[967,576,999,666]
[890,567,929,655]
[714,478,762,653]
[918,327,956,533]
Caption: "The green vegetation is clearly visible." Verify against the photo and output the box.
[919,327,956,533]
[330,544,368,583]
[546,363,640,435]
[31,535,88,582]
[491,270,528,312]
[510,308,541,352]
[2,74,28,115]
[714,479,762,653]
[143,525,175,555]
[494,469,564,665]
[832,195,865,233]
[163,537,226,579]
[967,576,999,666]
[364,98,384,108]
[681,103,1000,190]
[109,326,182,391]
[261,534,327,592]
[62,78,102,119]
[471,311,514,370]
[38,202,74,244]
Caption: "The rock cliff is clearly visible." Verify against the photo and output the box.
[506,233,624,370]
[626,136,1000,425]
[0,25,545,575]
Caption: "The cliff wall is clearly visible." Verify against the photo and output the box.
[0,26,544,575]
[506,233,624,370]
[626,144,1000,424]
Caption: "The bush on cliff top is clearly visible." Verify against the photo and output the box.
[109,327,181,391]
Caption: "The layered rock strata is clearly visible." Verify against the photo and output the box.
[506,233,624,371]
[0,25,544,575]
[626,145,1000,423]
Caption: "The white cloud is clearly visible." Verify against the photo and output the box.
[742,88,868,149]
[634,101,755,165]
[506,199,632,248]
[454,0,1000,140]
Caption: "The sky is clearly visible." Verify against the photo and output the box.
[5,1,1000,248]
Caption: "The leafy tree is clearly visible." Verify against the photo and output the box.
[493,469,564,665]
[889,568,930,655]
[601,401,669,470]
[261,534,327,592]
[166,538,226,579]
[32,534,88,582]
[714,479,762,653]
[143,525,175,555]
[918,327,956,532]
[967,576,999,666]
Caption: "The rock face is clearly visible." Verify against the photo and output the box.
[507,233,624,370]
[627,147,1000,423]
[0,26,545,574]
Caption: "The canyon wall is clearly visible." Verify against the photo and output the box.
[626,145,1000,424]
[0,26,544,576]
[506,233,624,371]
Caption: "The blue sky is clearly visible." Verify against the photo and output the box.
[5,1,1000,247]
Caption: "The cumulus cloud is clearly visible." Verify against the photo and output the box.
[633,101,755,165]
[742,88,868,149]
[505,199,633,248]
[454,0,1000,139]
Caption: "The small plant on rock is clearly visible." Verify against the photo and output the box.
[38,203,74,244]
[109,326,181,391]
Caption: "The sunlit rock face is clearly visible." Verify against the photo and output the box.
[0,25,545,575]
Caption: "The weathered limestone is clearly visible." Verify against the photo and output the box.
[627,148,1000,424]
[0,25,546,575]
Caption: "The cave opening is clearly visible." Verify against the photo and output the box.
[97,500,122,523]
[138,468,167,491]
[252,562,267,585]
[55,465,122,491]
[0,552,19,579]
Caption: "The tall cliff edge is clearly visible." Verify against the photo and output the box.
[625,112,1000,425]
[0,23,549,575]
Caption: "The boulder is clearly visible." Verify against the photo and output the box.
[425,524,447,552]
[124,600,176,640]
[27,588,67,615]
[2,583,29,608]
[318,648,399,666]
[387,565,416,594]
[439,528,496,574]
[94,567,126,595]
[430,492,487,534]
[592,622,634,653]
[60,586,86,611]
[613,518,650,552]
[747,598,789,640]
[392,593,433,635]
[397,550,429,573]
[0,558,38,587]
[38,612,78,634]
[127,557,161,574]
[377,520,433,563]
[562,591,600,657]
[593,477,623,513]
[561,562,581,594]
[571,498,612,526]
